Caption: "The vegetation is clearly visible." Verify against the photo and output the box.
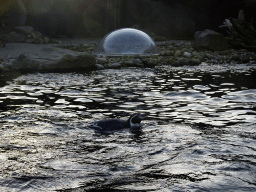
[221,10,256,50]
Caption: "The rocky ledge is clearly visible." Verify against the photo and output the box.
[0,38,256,74]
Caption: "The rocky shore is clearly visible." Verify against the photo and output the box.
[0,38,256,74]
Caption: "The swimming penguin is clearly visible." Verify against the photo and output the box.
[90,113,143,133]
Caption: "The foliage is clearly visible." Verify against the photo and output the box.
[222,10,256,50]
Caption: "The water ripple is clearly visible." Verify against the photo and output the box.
[0,66,256,191]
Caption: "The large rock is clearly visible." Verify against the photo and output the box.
[31,31,43,40]
[11,48,96,72]
[194,29,228,51]
[2,32,27,43]
[108,63,121,69]
[14,26,34,34]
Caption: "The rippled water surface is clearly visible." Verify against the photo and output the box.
[0,64,256,191]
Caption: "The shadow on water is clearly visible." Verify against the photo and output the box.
[0,64,256,191]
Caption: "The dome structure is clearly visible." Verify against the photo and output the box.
[93,28,159,56]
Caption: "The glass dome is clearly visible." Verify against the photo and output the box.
[93,28,159,56]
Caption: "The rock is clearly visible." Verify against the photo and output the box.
[125,60,134,67]
[31,31,43,40]
[133,59,143,64]
[204,53,214,59]
[95,64,104,70]
[134,63,144,67]
[144,60,156,67]
[175,42,185,47]
[181,48,189,53]
[14,26,34,34]
[194,31,201,39]
[171,61,180,66]
[108,63,121,69]
[177,58,189,65]
[96,58,108,64]
[33,38,44,44]
[44,37,50,44]
[0,41,5,48]
[194,29,228,51]
[2,32,26,43]
[229,54,240,61]
[183,52,192,58]
[166,50,175,56]
[26,39,34,43]
[174,50,182,57]
[188,59,201,65]
[133,54,142,59]
[160,51,167,56]
[192,51,199,56]
[10,49,96,72]
[41,47,55,52]
[0,64,4,68]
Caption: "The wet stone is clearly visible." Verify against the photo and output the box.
[125,60,134,67]
[229,54,241,61]
[14,26,34,34]
[108,63,121,69]
[166,50,175,56]
[96,58,108,64]
[188,59,201,65]
[144,60,157,67]
[177,58,189,65]
[175,50,182,57]
[2,32,26,43]
[183,52,192,58]
[95,64,104,70]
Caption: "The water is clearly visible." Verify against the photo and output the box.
[0,64,256,191]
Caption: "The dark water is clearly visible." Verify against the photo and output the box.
[0,64,256,191]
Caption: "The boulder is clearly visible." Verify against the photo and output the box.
[177,58,189,65]
[133,54,142,59]
[2,32,26,43]
[108,63,121,69]
[144,60,157,68]
[174,50,182,57]
[183,52,192,58]
[124,60,134,67]
[95,64,104,70]
[11,48,96,72]
[194,29,228,51]
[14,26,34,34]
[96,58,108,64]
[133,59,143,67]
[31,31,43,40]
[188,59,201,65]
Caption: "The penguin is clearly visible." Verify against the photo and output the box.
[90,113,143,133]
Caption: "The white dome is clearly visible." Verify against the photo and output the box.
[94,28,159,56]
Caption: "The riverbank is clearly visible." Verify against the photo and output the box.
[0,38,256,74]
